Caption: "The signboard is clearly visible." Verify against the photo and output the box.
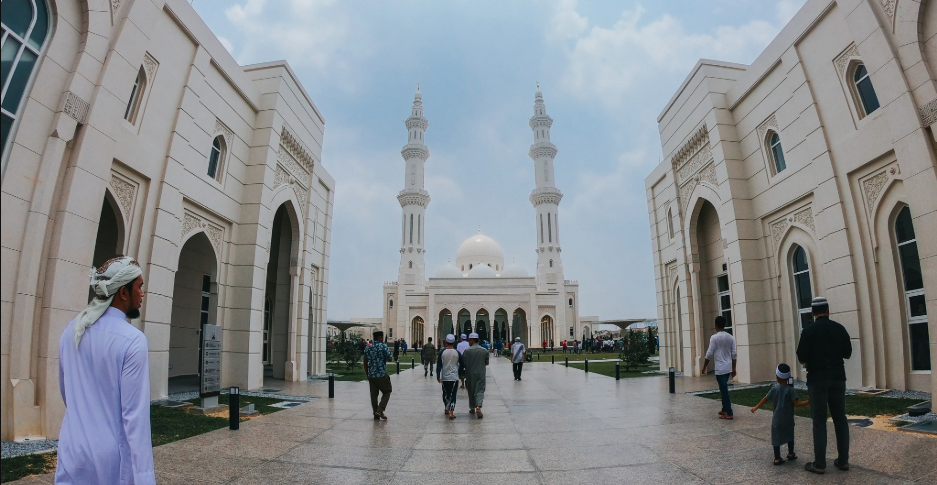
[201,324,221,397]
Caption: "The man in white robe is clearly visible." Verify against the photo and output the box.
[56,256,156,485]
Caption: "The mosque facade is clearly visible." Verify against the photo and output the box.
[379,89,581,348]
[1,0,333,440]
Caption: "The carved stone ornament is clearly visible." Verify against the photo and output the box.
[142,53,158,84]
[770,218,790,245]
[529,187,563,206]
[401,145,430,161]
[108,175,136,222]
[757,114,779,143]
[397,189,430,208]
[63,92,90,124]
[699,162,717,187]
[921,98,937,127]
[214,119,233,147]
[672,125,709,172]
[770,206,814,246]
[667,263,678,284]
[277,147,310,187]
[834,44,860,78]
[274,165,290,189]
[680,177,698,212]
[792,207,815,232]
[880,0,896,25]
[528,145,558,160]
[279,126,315,172]
[862,170,890,214]
[180,211,223,254]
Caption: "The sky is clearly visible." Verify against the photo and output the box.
[192,0,807,320]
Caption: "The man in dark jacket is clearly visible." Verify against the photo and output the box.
[796,296,852,475]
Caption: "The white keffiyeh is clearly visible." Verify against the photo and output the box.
[74,256,142,348]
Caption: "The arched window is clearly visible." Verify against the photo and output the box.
[667,208,674,239]
[1,0,50,158]
[568,298,573,308]
[408,260,412,269]
[263,297,272,364]
[389,299,393,309]
[549,259,553,268]
[852,64,880,118]
[207,135,225,180]
[124,67,147,123]
[895,206,930,371]
[766,131,786,174]
[791,245,813,330]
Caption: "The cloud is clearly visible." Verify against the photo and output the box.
[223,0,367,91]
[553,1,803,107]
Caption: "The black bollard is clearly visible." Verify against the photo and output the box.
[328,373,335,398]
[669,367,676,394]
[616,361,620,380]
[229,387,239,431]
[396,360,400,375]
[585,359,589,373]
[411,357,415,369]
[552,355,555,364]
[565,356,569,367]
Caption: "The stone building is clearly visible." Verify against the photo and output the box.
[645,0,936,393]
[375,88,584,348]
[1,0,334,441]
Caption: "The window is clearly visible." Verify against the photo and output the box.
[540,214,544,243]
[568,298,573,308]
[124,67,146,123]
[717,274,732,334]
[895,207,930,371]
[569,326,574,337]
[263,297,271,364]
[791,245,814,330]
[200,274,211,325]
[417,215,421,244]
[767,131,786,174]
[408,260,412,269]
[389,299,393,309]
[667,208,674,239]
[549,259,553,268]
[409,214,413,244]
[547,213,552,243]
[1,0,50,158]
[207,135,225,180]
[853,64,880,117]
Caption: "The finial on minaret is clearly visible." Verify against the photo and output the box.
[417,83,421,92]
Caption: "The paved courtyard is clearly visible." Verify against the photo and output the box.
[15,357,936,484]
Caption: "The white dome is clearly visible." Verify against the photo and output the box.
[434,262,463,278]
[501,261,529,278]
[467,263,497,278]
[455,231,504,273]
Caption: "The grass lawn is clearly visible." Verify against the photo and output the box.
[698,385,925,418]
[567,360,662,379]
[3,396,295,483]
[502,350,659,362]
[1,452,57,483]
[327,360,426,381]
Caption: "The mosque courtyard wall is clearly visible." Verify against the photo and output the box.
[645,0,937,394]
[1,0,334,441]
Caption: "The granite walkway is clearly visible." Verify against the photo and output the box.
[13,358,937,484]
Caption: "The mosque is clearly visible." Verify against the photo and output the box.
[377,87,581,348]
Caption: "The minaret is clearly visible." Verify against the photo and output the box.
[397,86,430,290]
[528,85,564,290]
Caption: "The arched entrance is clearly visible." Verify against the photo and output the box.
[264,204,299,381]
[494,309,508,344]
[512,308,528,347]
[541,315,554,349]
[582,325,590,341]
[475,309,489,341]
[90,194,125,301]
[411,316,425,345]
[692,200,726,372]
[168,232,218,393]
[438,309,453,342]
[458,309,471,335]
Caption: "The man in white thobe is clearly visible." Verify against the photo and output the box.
[56,256,156,485]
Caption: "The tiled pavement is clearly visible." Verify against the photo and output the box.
[14,358,937,484]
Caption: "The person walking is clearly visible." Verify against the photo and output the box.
[701,316,737,419]
[422,337,436,377]
[751,363,810,465]
[393,338,400,362]
[437,334,464,419]
[797,296,852,475]
[55,256,156,485]
[511,337,526,380]
[364,331,393,420]
[463,333,490,418]
[457,333,469,388]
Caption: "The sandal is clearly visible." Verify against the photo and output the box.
[719,414,733,420]
[804,462,825,475]
[718,410,726,416]
[448,414,456,420]
[774,458,785,466]
[787,453,797,460]
[834,458,849,471]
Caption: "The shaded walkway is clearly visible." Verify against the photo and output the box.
[16,358,936,484]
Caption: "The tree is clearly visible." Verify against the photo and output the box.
[646,327,658,355]
[619,329,650,372]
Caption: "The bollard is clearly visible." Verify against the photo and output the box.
[328,373,335,398]
[396,360,400,375]
[229,387,239,431]
[585,359,589,373]
[565,356,568,367]
[669,367,676,394]
[411,357,415,369]
[616,361,620,380]
[552,355,555,364]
